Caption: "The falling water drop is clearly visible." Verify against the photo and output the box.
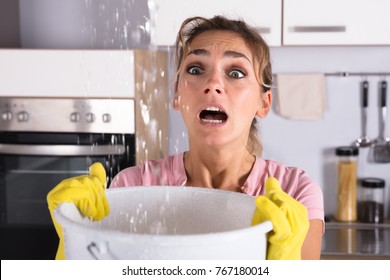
[140,100,150,125]
[147,0,159,47]
[78,0,181,241]
[115,8,119,21]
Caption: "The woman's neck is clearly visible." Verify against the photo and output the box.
[183,147,255,192]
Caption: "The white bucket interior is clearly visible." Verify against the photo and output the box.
[55,186,272,260]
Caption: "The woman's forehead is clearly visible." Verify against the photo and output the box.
[187,30,253,61]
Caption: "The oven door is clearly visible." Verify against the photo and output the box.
[0,132,135,259]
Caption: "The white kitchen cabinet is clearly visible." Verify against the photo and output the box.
[151,0,282,46]
[0,50,135,98]
[283,0,390,45]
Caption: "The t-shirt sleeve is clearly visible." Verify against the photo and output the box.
[293,171,324,221]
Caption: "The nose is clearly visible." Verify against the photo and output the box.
[203,69,223,94]
[204,87,221,94]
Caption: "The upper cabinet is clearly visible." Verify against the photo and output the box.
[152,0,282,46]
[283,0,390,45]
[153,0,390,47]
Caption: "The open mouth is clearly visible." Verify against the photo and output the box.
[199,106,228,124]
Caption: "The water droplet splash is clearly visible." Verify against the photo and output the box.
[78,0,186,238]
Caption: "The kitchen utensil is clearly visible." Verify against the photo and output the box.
[372,80,390,163]
[54,186,272,260]
[354,81,371,147]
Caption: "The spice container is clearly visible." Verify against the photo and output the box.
[335,146,358,222]
[358,178,385,223]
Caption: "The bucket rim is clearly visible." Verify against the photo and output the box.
[54,185,273,244]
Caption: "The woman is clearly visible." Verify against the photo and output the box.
[111,15,323,259]
[48,15,324,260]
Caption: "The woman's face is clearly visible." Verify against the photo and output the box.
[174,30,271,148]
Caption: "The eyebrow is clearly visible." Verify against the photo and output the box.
[187,48,251,63]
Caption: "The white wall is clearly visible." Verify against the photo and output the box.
[266,47,390,218]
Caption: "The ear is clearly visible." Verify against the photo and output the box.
[256,90,272,118]
[172,81,180,110]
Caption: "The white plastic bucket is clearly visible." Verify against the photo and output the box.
[55,186,272,260]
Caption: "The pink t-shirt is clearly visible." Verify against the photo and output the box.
[110,152,324,221]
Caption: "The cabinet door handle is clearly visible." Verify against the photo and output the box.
[255,27,271,34]
[0,143,126,156]
[288,26,346,32]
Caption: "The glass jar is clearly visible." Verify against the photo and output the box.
[358,178,385,223]
[335,146,358,222]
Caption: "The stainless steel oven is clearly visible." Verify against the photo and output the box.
[0,97,135,259]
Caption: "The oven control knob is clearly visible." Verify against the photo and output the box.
[86,112,95,123]
[1,111,13,122]
[17,111,29,122]
[70,112,81,122]
[102,113,111,123]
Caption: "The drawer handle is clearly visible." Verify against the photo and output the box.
[255,27,271,34]
[288,26,346,32]
[0,143,126,156]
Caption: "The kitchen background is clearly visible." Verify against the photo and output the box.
[1,0,390,259]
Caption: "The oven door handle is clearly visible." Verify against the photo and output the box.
[0,144,126,156]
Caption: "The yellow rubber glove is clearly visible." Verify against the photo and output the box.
[252,177,309,260]
[47,162,110,260]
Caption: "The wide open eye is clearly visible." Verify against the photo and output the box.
[228,69,245,79]
[187,66,204,75]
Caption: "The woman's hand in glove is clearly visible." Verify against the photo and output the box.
[47,162,110,259]
[252,177,310,260]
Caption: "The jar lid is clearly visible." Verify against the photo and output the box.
[361,178,385,188]
[335,146,359,156]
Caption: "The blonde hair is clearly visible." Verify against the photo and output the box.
[174,15,272,155]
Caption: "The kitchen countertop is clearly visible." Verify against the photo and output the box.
[321,221,390,260]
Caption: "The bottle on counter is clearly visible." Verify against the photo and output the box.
[335,146,358,222]
[358,177,385,223]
